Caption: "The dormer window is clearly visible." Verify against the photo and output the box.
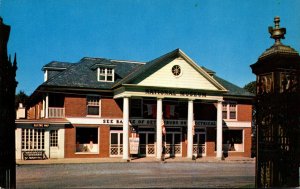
[97,67,114,82]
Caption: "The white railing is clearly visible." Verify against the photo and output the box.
[139,144,156,156]
[110,144,123,156]
[48,107,65,118]
[193,144,206,156]
[165,144,181,155]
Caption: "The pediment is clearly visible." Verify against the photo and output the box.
[138,57,220,90]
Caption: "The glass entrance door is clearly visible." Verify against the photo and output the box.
[165,132,181,157]
[193,132,206,157]
[110,131,123,157]
[139,132,155,157]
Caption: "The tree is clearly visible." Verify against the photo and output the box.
[243,81,256,94]
[15,90,29,109]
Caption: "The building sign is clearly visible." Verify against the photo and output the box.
[102,118,215,127]
[145,89,207,98]
[33,123,49,128]
[129,137,139,154]
[67,117,217,127]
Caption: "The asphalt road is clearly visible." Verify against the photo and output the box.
[17,162,255,188]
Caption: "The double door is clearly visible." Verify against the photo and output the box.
[193,132,206,157]
[164,132,182,157]
[110,131,123,157]
[139,132,155,157]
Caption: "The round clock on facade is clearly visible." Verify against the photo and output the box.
[172,65,181,76]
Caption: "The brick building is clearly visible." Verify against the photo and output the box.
[15,49,254,160]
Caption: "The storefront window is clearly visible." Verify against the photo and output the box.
[76,127,98,153]
[222,130,243,152]
[22,128,45,150]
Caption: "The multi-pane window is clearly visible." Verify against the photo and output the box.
[21,129,45,150]
[106,68,113,81]
[229,104,237,119]
[87,96,100,116]
[50,130,58,147]
[98,67,114,82]
[222,102,237,120]
[98,68,106,81]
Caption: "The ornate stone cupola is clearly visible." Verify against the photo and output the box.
[250,17,300,188]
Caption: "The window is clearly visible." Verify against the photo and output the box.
[172,65,181,76]
[98,67,114,82]
[222,102,237,120]
[130,99,142,117]
[99,68,106,81]
[22,129,45,150]
[76,127,98,153]
[87,96,100,116]
[106,68,113,81]
[50,130,58,147]
[223,130,243,152]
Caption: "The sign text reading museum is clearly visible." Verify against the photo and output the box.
[145,89,207,97]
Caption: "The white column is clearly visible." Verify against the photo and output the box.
[123,97,129,160]
[58,128,65,158]
[156,98,163,159]
[216,100,223,159]
[187,99,194,159]
[15,128,22,160]
[45,130,50,158]
[45,94,49,118]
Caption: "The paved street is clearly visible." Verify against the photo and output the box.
[17,161,255,188]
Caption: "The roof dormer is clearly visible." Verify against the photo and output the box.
[89,63,115,82]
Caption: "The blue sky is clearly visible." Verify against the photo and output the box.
[1,0,300,95]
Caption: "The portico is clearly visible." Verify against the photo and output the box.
[112,49,227,160]
[117,91,225,160]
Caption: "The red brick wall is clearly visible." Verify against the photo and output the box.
[101,98,123,117]
[99,126,110,157]
[243,127,251,157]
[182,134,187,157]
[206,128,216,156]
[237,104,252,122]
[65,124,110,158]
[27,100,43,119]
[65,95,87,117]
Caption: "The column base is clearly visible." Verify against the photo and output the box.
[215,156,225,161]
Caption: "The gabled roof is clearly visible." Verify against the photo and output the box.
[113,49,227,92]
[213,75,254,97]
[42,61,73,70]
[38,49,253,98]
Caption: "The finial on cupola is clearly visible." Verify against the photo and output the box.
[268,16,286,45]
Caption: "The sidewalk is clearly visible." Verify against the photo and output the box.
[16,156,255,165]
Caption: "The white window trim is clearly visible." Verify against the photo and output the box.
[110,130,123,157]
[97,67,115,82]
[86,95,101,117]
[75,127,100,154]
[222,101,238,121]
[21,128,45,150]
[217,128,245,153]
